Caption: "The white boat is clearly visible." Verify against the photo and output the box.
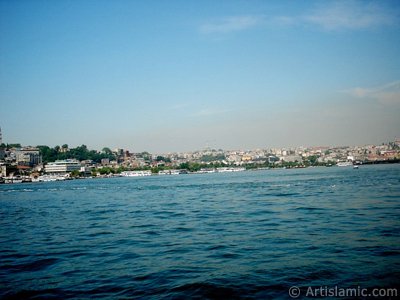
[216,167,246,173]
[4,176,23,184]
[121,171,152,177]
[336,161,353,167]
[196,168,216,174]
[37,174,68,182]
[158,170,180,175]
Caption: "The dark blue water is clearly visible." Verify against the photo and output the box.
[1,165,399,299]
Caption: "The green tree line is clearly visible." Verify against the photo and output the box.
[37,144,116,163]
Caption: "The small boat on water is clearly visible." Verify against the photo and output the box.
[158,169,180,175]
[353,165,359,169]
[121,171,152,177]
[37,175,68,182]
[216,167,246,173]
[3,176,29,183]
[336,161,353,167]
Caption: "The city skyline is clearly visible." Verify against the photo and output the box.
[1,1,400,153]
[1,133,399,156]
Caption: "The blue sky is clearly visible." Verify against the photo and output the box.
[1,0,399,153]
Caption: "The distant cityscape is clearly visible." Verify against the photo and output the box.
[0,127,399,183]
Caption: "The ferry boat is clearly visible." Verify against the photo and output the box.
[336,161,353,167]
[121,171,152,177]
[3,176,24,184]
[158,170,180,175]
[37,175,67,182]
[196,168,216,174]
[216,167,246,173]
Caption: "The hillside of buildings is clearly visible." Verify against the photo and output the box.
[1,139,400,182]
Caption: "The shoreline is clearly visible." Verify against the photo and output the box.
[1,161,399,185]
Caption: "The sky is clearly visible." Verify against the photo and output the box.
[1,0,399,153]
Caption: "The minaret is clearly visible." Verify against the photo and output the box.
[0,127,2,145]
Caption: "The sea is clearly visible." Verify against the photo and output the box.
[0,164,399,299]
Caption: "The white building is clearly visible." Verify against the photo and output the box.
[45,159,81,174]
[1,164,6,177]
[16,148,42,166]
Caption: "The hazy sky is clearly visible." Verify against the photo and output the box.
[1,0,399,153]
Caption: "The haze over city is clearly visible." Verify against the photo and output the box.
[1,0,399,152]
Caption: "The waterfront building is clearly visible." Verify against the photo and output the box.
[101,158,110,166]
[16,148,42,167]
[114,148,124,156]
[1,165,6,177]
[80,166,93,176]
[45,159,81,174]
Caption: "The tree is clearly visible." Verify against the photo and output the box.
[102,147,112,155]
[179,162,189,170]
[97,167,115,175]
[156,156,171,163]
[70,170,81,177]
[140,152,151,161]
[181,162,201,172]
[7,143,21,149]
[38,145,58,163]
[116,166,128,173]
[307,155,318,166]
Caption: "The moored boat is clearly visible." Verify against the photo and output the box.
[121,170,152,177]
[336,161,353,167]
